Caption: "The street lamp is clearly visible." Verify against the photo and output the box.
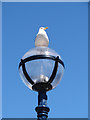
[19,27,65,119]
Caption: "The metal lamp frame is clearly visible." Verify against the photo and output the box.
[19,54,65,120]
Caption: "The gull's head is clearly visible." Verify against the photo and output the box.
[39,27,48,32]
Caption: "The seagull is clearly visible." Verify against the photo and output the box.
[35,27,49,47]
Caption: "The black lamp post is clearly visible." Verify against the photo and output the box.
[19,46,65,119]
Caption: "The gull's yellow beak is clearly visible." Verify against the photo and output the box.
[44,27,48,30]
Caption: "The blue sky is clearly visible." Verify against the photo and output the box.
[2,2,88,118]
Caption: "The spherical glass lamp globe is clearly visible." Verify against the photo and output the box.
[19,47,64,92]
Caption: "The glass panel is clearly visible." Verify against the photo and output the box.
[25,59,54,84]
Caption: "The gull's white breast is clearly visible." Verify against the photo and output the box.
[35,29,49,47]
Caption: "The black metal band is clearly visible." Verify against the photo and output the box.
[19,55,65,86]
[21,59,34,85]
[19,55,65,68]
[47,56,59,84]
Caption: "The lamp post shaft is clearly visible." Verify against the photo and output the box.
[35,91,50,120]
